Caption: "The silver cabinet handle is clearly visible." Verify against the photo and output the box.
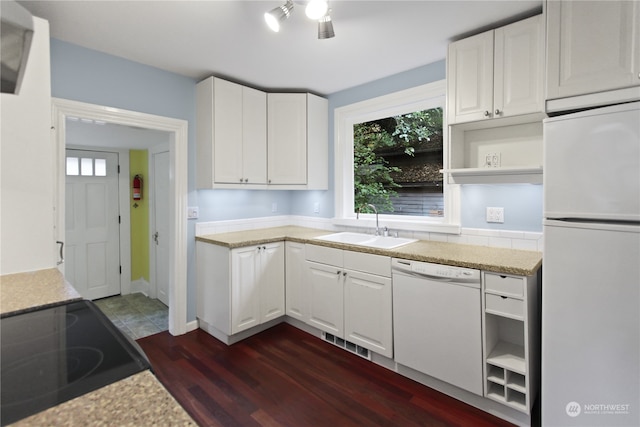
[56,241,64,265]
[483,110,490,117]
[495,109,501,116]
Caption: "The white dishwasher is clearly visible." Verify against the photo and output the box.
[392,258,483,396]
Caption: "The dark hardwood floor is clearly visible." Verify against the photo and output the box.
[137,323,515,427]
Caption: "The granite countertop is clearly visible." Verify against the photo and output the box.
[1,269,196,426]
[0,268,82,317]
[11,371,196,427]
[196,226,542,276]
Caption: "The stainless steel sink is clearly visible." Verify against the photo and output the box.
[315,232,417,249]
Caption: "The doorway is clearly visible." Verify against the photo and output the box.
[52,98,189,336]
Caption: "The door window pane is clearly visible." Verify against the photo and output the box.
[94,158,107,176]
[66,157,79,176]
[81,158,93,176]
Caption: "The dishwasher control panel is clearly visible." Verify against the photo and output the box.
[392,258,480,281]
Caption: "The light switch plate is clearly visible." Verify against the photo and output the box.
[187,206,199,219]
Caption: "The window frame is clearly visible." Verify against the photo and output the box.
[333,80,460,234]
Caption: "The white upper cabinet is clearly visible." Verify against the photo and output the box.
[267,93,307,185]
[494,15,544,119]
[448,14,544,125]
[447,30,495,124]
[196,77,267,188]
[267,93,329,189]
[196,78,328,190]
[546,0,640,108]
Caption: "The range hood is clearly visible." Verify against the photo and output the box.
[0,0,34,94]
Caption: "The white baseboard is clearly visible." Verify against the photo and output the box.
[130,278,150,296]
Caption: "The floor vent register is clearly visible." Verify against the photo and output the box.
[322,332,371,360]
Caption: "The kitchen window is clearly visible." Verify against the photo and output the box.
[334,80,460,233]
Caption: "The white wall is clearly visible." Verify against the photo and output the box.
[1,16,55,274]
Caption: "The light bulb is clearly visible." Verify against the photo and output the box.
[305,0,328,20]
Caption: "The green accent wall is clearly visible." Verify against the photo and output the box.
[130,150,149,281]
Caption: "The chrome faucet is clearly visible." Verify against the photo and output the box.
[366,203,380,236]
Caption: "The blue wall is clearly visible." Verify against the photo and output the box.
[50,39,202,320]
[50,39,542,320]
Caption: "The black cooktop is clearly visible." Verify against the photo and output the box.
[0,300,151,425]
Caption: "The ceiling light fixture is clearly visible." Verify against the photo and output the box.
[317,13,335,39]
[305,0,328,20]
[264,0,294,33]
[264,0,336,39]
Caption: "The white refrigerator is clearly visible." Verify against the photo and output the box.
[542,101,640,426]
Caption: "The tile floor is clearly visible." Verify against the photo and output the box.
[94,293,168,340]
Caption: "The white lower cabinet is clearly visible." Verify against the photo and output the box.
[284,241,307,322]
[306,260,344,337]
[482,271,540,414]
[344,269,392,358]
[304,244,393,358]
[196,241,284,337]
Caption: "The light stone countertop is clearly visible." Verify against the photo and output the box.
[196,226,542,276]
[1,269,196,426]
[11,371,196,427]
[0,268,82,317]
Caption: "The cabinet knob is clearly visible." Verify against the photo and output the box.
[336,270,341,275]
[495,109,501,116]
[244,178,248,183]
[484,110,491,117]
[239,178,244,182]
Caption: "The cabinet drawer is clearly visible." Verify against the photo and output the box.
[344,250,391,278]
[484,274,523,298]
[485,294,524,320]
[305,244,343,267]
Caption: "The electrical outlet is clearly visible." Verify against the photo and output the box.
[485,153,501,168]
[271,202,277,213]
[492,153,501,167]
[486,207,504,223]
[313,202,320,213]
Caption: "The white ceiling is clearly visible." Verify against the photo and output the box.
[19,0,542,96]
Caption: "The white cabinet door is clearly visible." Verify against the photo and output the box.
[306,260,344,337]
[196,77,268,188]
[231,246,260,334]
[546,0,640,99]
[344,270,393,358]
[259,242,285,323]
[494,15,543,118]
[213,78,243,184]
[267,93,307,185]
[447,30,495,124]
[285,242,307,322]
[242,86,267,184]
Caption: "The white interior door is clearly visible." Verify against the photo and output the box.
[152,148,170,306]
[65,149,120,300]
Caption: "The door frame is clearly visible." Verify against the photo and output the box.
[52,98,189,336]
[148,143,170,303]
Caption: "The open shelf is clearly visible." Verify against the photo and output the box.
[446,166,543,184]
[487,341,525,374]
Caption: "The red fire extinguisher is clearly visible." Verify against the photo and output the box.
[132,174,143,200]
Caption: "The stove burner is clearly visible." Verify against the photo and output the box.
[1,347,104,407]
